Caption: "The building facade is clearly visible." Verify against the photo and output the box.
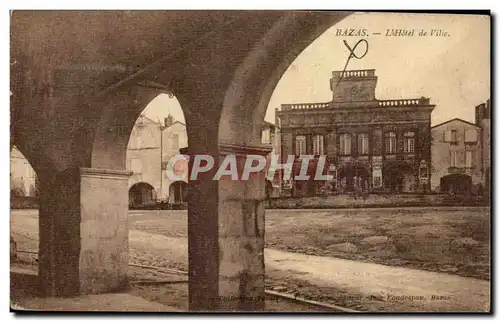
[431,119,482,194]
[126,114,163,206]
[126,114,189,206]
[276,69,435,197]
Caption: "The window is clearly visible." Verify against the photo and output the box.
[313,135,324,155]
[385,132,397,154]
[339,133,351,155]
[450,150,458,167]
[357,133,369,155]
[261,129,271,144]
[444,129,458,143]
[465,129,478,143]
[295,136,306,156]
[451,130,457,142]
[403,131,415,153]
[465,151,473,168]
[172,133,179,149]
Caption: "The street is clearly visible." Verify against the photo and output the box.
[11,207,490,312]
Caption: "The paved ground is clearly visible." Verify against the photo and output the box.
[266,249,490,312]
[10,208,491,312]
[14,294,181,312]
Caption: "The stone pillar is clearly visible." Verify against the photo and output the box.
[187,143,269,312]
[217,143,267,311]
[38,167,131,297]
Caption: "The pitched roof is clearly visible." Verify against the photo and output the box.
[137,114,161,125]
[431,118,479,129]
[164,120,186,129]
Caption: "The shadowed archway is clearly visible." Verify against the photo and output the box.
[169,180,189,205]
[440,174,472,195]
[129,182,156,208]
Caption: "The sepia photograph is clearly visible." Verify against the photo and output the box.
[9,9,491,313]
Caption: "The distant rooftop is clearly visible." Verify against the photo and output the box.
[431,118,480,129]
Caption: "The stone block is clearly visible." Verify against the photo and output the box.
[218,200,245,237]
[326,242,358,253]
[218,237,246,278]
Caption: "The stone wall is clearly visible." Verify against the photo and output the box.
[10,196,38,209]
[265,193,486,209]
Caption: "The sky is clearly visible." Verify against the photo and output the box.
[142,12,490,127]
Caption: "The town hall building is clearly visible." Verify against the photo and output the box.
[276,69,435,197]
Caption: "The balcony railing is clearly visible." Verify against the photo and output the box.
[281,97,430,111]
[280,97,432,112]
[332,69,375,78]
[280,102,330,111]
[378,98,431,107]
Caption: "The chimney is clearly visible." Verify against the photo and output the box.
[475,103,487,125]
[164,115,174,128]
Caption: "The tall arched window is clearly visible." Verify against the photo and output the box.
[385,132,397,154]
[313,135,324,155]
[339,133,351,155]
[403,131,415,153]
[295,135,306,156]
[357,133,369,155]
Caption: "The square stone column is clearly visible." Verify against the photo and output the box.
[186,143,270,312]
[38,167,131,296]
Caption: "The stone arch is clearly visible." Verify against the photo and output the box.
[129,182,157,207]
[10,145,39,198]
[10,128,53,178]
[218,12,351,146]
[90,87,165,170]
[10,11,358,305]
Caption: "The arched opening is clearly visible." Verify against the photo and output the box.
[10,11,491,310]
[129,182,157,208]
[125,93,188,206]
[169,181,189,207]
[440,174,473,196]
[10,146,39,201]
[383,163,417,193]
[338,164,370,193]
[10,145,39,267]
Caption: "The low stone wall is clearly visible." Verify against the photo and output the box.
[10,196,38,209]
[10,195,486,210]
[265,193,486,209]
